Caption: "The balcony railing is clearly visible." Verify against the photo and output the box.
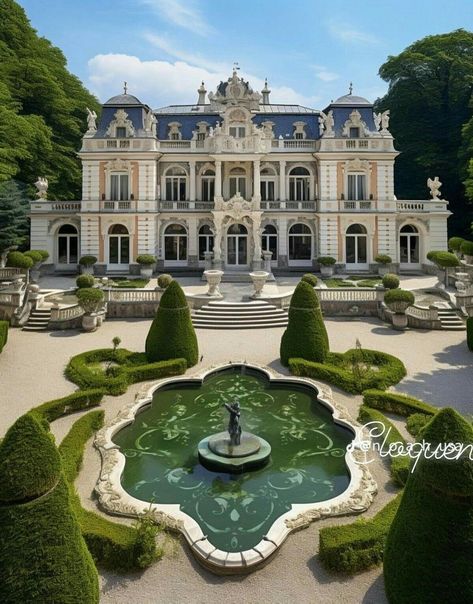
[101,200,134,211]
[396,200,449,212]
[260,200,316,211]
[30,201,81,212]
[342,200,373,211]
[159,200,214,211]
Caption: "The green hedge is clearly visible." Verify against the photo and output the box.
[59,411,161,571]
[0,320,8,353]
[406,412,432,437]
[467,317,473,352]
[357,406,410,486]
[29,389,105,427]
[319,494,401,574]
[363,389,436,417]
[65,348,186,395]
[289,349,406,394]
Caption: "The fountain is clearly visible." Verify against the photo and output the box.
[198,399,271,472]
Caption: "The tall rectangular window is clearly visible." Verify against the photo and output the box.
[110,174,129,201]
[347,174,366,200]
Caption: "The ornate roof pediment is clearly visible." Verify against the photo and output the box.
[209,70,261,111]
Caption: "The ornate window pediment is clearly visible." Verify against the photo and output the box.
[106,109,135,138]
[168,122,182,141]
[342,110,369,138]
[293,121,307,140]
[208,70,262,111]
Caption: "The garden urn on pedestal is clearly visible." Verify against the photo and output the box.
[249,271,269,298]
[203,269,224,298]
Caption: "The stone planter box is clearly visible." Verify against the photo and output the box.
[392,313,408,330]
[140,266,154,278]
[320,265,335,277]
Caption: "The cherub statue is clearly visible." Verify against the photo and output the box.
[34,177,48,199]
[427,176,442,200]
[380,110,390,132]
[373,112,382,131]
[86,107,97,132]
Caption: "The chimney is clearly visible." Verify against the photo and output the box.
[261,78,271,104]
[197,81,207,105]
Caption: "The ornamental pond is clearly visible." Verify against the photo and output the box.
[113,366,354,554]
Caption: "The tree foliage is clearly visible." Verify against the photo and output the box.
[376,29,473,235]
[0,180,30,253]
[0,0,100,198]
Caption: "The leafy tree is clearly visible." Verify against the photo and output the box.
[0,180,30,254]
[376,29,473,236]
[145,280,198,366]
[0,0,100,198]
[280,280,329,366]
[384,408,473,603]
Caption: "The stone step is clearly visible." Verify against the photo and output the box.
[22,325,48,331]
[23,308,52,331]
[193,312,287,321]
[197,306,281,315]
[193,319,288,329]
[207,300,273,307]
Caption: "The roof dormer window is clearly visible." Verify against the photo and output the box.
[116,127,127,138]
[168,122,182,140]
[293,121,307,140]
[349,127,360,139]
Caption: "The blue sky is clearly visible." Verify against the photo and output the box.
[18,0,473,109]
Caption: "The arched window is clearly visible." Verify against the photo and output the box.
[289,167,310,201]
[199,224,214,260]
[165,167,187,201]
[227,223,248,266]
[261,224,278,261]
[260,167,276,201]
[108,224,130,266]
[345,224,368,266]
[229,167,246,198]
[57,224,78,265]
[164,223,187,263]
[288,223,312,263]
[201,169,215,202]
[399,224,420,265]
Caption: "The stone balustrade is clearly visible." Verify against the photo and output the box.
[406,305,439,321]
[0,268,23,279]
[317,288,379,302]
[50,304,84,322]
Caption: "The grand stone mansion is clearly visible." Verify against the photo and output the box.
[30,69,450,274]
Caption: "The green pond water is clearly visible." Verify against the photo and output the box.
[113,367,353,553]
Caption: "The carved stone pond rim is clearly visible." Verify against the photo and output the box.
[94,362,377,574]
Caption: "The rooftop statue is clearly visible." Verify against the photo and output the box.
[319,110,334,137]
[86,107,97,132]
[380,110,390,132]
[34,177,48,199]
[427,176,442,200]
[373,112,382,131]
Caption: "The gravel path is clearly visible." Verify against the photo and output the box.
[0,280,470,603]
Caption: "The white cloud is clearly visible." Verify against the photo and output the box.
[139,0,213,36]
[311,64,339,82]
[143,33,227,72]
[88,53,322,108]
[327,21,379,45]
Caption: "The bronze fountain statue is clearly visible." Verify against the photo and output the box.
[223,399,242,446]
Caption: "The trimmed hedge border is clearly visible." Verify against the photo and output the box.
[59,411,161,571]
[357,405,410,486]
[0,320,8,353]
[362,389,436,417]
[406,413,432,438]
[29,389,105,427]
[289,349,406,394]
[65,348,187,395]
[319,493,402,574]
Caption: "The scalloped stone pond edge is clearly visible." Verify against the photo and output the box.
[94,362,377,573]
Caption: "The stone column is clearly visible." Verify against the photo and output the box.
[187,215,198,267]
[279,160,286,201]
[253,159,261,203]
[211,212,223,270]
[215,160,222,198]
[189,160,196,202]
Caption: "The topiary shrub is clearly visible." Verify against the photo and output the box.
[317,256,336,266]
[467,317,473,352]
[0,414,99,603]
[76,287,104,314]
[136,254,156,266]
[406,413,432,438]
[301,273,318,287]
[382,273,400,290]
[375,254,392,264]
[363,389,436,417]
[157,273,173,288]
[0,320,8,354]
[280,280,329,366]
[449,236,465,252]
[76,274,95,289]
[460,240,473,257]
[384,288,415,314]
[24,250,44,264]
[146,280,198,366]
[428,250,460,268]
[79,255,97,267]
[384,408,473,604]
[6,251,33,270]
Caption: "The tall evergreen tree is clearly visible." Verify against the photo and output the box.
[376,29,473,236]
[0,0,100,199]
[0,180,29,254]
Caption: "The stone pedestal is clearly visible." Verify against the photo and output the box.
[198,431,271,473]
[212,257,223,271]
[82,314,98,332]
[392,313,408,330]
[252,259,262,271]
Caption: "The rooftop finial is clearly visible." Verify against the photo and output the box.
[197,80,207,105]
[124,81,128,95]
[348,81,353,95]
[233,61,240,75]
[261,78,271,104]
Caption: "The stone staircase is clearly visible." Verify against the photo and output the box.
[192,300,288,329]
[22,308,51,332]
[437,308,466,331]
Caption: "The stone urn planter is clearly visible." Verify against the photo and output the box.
[82,313,98,332]
[377,265,391,276]
[320,265,334,277]
[203,269,224,297]
[392,313,408,330]
[249,271,269,298]
[29,265,41,283]
[454,272,470,291]
[140,266,154,278]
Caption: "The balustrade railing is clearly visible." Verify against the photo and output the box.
[50,304,84,322]
[406,305,439,321]
[317,288,378,302]
[104,288,161,303]
[0,268,23,279]
[342,200,372,211]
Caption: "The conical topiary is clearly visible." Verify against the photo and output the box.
[280,280,329,366]
[383,408,473,604]
[0,414,99,603]
[145,279,198,366]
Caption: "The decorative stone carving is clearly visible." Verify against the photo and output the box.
[427,176,442,200]
[167,121,182,140]
[373,112,382,132]
[34,177,48,199]
[86,107,97,133]
[342,109,369,137]
[106,109,135,137]
[107,158,129,171]
[208,69,262,112]
[293,121,307,139]
[144,110,157,135]
[319,110,334,137]
[380,110,390,133]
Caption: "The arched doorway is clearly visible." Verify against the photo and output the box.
[399,224,420,269]
[164,223,188,266]
[288,167,310,201]
[288,223,313,266]
[345,224,368,269]
[261,224,278,265]
[226,223,248,268]
[57,224,78,268]
[108,224,130,269]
